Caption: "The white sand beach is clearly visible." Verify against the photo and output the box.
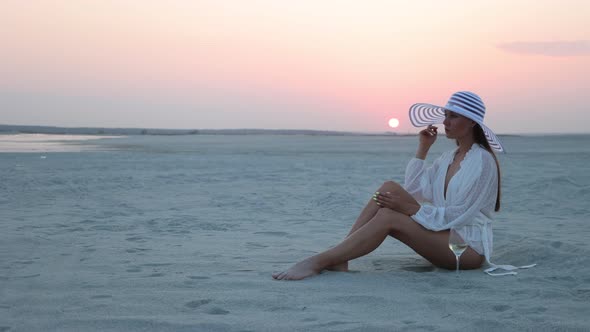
[1,134,589,331]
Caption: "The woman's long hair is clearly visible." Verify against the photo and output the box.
[473,124,501,211]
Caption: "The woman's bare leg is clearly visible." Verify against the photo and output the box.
[388,214,484,270]
[347,181,415,236]
[273,208,397,280]
[327,181,417,272]
[272,209,484,281]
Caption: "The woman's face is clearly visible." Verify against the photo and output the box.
[443,111,475,139]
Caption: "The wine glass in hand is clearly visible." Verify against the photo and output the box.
[448,228,468,275]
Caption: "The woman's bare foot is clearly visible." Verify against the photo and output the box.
[326,262,348,272]
[272,258,322,280]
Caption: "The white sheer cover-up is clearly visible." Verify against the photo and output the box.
[404,143,535,276]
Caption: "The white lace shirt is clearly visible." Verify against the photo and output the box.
[404,143,497,260]
[404,143,536,275]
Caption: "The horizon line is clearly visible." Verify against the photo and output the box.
[0,123,588,137]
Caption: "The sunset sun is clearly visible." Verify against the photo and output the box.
[388,118,400,128]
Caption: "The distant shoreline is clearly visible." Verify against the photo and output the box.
[2,124,584,137]
[0,124,415,137]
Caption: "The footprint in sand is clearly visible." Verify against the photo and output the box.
[492,304,512,312]
[206,307,230,315]
[126,248,151,253]
[185,299,212,308]
[254,231,289,237]
[141,263,172,267]
[245,242,268,249]
[371,261,384,271]
[125,236,145,243]
[330,295,385,303]
[573,288,590,300]
[147,273,165,277]
[187,276,210,280]
[15,274,41,279]
[402,266,436,273]
[0,326,11,332]
[91,295,113,299]
[301,317,318,322]
[518,306,547,314]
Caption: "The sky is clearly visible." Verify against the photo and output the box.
[1,0,589,134]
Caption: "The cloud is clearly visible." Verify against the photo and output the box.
[497,40,590,57]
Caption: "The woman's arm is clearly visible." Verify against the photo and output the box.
[413,151,498,231]
[403,125,441,202]
[415,125,438,159]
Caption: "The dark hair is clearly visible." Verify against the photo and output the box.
[473,124,501,211]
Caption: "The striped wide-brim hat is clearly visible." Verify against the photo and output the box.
[409,91,505,152]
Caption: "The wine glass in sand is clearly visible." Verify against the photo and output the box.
[448,228,468,275]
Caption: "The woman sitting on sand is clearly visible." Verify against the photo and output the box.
[273,91,532,280]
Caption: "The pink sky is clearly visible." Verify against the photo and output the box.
[1,0,589,133]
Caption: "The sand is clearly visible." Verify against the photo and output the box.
[1,134,589,331]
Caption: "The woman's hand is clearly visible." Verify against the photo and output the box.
[419,125,438,148]
[415,125,438,159]
[373,191,420,216]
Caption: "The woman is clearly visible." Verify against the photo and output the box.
[272,91,530,280]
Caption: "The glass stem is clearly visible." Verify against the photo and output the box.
[455,255,460,275]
